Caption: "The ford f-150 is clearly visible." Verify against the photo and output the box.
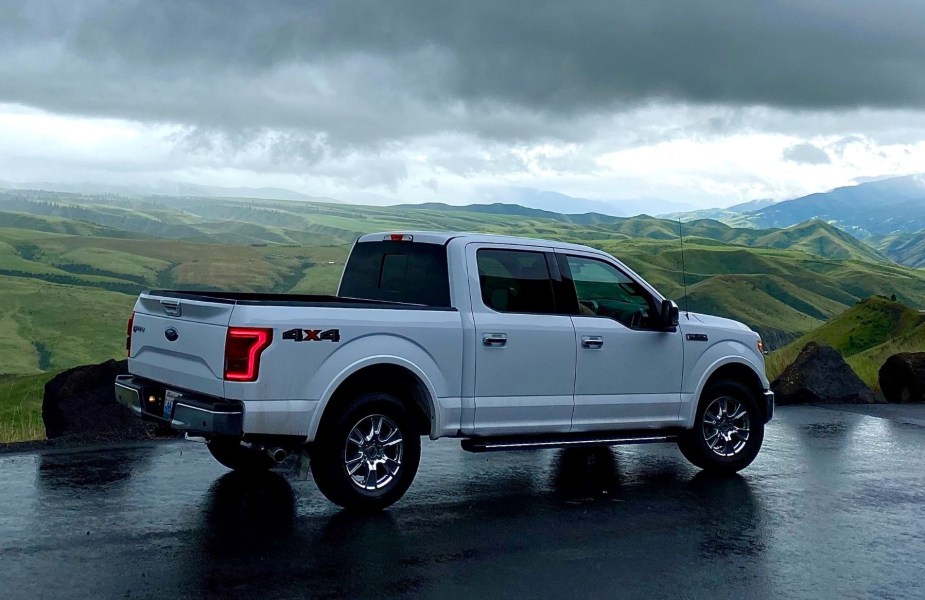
[115,231,774,510]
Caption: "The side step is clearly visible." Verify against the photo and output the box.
[460,430,682,453]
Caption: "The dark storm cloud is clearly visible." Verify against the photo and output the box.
[2,0,925,145]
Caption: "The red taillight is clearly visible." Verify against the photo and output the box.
[126,311,134,357]
[224,327,272,382]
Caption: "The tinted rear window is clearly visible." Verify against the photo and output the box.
[477,248,556,314]
[339,241,451,307]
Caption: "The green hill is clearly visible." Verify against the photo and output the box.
[766,296,925,389]
[868,231,925,268]
[2,190,925,373]
[3,190,925,441]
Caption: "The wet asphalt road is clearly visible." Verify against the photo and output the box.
[2,405,925,600]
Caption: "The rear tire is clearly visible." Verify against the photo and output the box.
[678,380,764,474]
[310,391,421,511]
[207,438,276,472]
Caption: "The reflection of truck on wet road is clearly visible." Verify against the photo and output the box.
[115,231,774,510]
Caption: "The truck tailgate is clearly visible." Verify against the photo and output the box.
[129,293,232,397]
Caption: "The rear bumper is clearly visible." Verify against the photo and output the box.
[115,375,243,436]
[763,390,775,423]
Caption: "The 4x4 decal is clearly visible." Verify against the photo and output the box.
[282,328,341,342]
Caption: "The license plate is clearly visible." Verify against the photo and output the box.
[163,389,180,420]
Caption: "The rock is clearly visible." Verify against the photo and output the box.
[771,342,880,405]
[879,353,925,403]
[42,359,147,440]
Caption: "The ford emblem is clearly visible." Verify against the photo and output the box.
[164,327,179,342]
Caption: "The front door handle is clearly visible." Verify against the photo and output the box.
[482,333,507,347]
[581,335,604,349]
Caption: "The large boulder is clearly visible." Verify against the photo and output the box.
[771,342,879,405]
[879,353,925,403]
[42,359,147,440]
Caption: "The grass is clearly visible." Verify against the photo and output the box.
[1,191,925,442]
[765,296,925,390]
[0,371,52,443]
[3,195,925,359]
[0,276,134,375]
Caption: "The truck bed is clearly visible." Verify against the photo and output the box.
[146,290,457,310]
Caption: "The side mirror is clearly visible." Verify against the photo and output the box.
[660,299,680,330]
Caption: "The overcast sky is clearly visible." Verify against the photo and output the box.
[2,0,925,213]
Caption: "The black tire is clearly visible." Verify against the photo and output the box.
[678,379,764,474]
[207,438,276,472]
[310,391,421,511]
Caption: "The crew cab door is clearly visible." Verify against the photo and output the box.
[557,252,683,430]
[467,244,576,435]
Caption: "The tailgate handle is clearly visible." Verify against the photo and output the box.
[160,299,182,317]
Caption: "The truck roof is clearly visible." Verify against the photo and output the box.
[358,231,607,255]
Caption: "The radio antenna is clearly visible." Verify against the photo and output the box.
[678,218,690,316]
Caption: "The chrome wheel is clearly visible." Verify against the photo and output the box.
[702,396,750,457]
[344,414,404,491]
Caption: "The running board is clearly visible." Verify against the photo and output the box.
[460,430,681,453]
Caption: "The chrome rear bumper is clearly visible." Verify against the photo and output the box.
[114,375,243,436]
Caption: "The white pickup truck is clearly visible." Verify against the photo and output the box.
[116,231,773,510]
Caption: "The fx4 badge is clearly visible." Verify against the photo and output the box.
[282,328,341,343]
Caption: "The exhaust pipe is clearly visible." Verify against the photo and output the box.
[267,447,287,464]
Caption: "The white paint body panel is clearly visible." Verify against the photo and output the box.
[127,231,769,442]
[677,312,769,428]
[128,295,233,398]
[570,315,684,430]
[466,241,576,435]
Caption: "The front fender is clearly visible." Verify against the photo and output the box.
[304,334,447,441]
[682,340,768,428]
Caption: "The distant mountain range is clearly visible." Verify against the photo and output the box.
[474,187,694,217]
[398,201,885,263]
[659,175,925,267]
[0,180,337,203]
[728,175,925,237]
[5,174,925,266]
[659,198,777,222]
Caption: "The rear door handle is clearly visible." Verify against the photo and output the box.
[482,333,507,347]
[581,335,604,349]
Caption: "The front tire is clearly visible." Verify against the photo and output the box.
[207,438,276,472]
[678,380,764,474]
[310,392,421,511]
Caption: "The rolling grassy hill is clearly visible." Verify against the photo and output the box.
[1,189,923,357]
[868,231,925,268]
[765,296,925,390]
[3,189,925,441]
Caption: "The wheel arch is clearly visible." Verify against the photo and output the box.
[307,357,439,442]
[684,357,768,427]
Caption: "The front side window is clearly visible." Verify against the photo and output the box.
[565,255,658,329]
[477,248,556,314]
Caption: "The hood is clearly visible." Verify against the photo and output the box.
[684,312,754,334]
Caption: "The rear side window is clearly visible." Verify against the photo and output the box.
[340,241,451,307]
[477,248,556,314]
